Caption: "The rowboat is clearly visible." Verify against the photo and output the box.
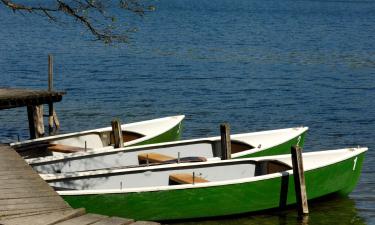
[28,127,308,173]
[11,115,185,158]
[42,147,367,221]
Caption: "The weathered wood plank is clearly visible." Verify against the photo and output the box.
[0,196,68,207]
[129,221,161,225]
[91,217,134,225]
[0,191,60,199]
[55,213,108,225]
[0,181,55,189]
[0,208,64,220]
[0,206,72,217]
[0,200,69,211]
[0,208,86,225]
[0,171,47,178]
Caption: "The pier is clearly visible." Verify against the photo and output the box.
[0,145,160,225]
[0,88,65,139]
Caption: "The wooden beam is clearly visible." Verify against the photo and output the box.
[0,88,65,110]
[291,145,309,216]
[111,119,124,148]
[220,123,231,160]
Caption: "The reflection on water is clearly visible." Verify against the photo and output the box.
[168,196,365,225]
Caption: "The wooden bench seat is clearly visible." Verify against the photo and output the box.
[138,153,175,164]
[47,144,90,153]
[169,173,209,185]
[138,153,208,165]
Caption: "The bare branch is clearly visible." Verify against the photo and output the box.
[1,0,154,43]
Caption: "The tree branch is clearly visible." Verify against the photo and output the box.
[1,0,152,43]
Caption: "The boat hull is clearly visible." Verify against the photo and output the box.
[62,151,364,221]
[132,122,182,146]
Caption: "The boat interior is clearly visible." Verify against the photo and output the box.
[31,139,256,174]
[49,159,292,191]
[13,131,144,158]
[135,140,255,165]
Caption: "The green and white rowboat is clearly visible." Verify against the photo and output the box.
[42,147,367,221]
[28,127,308,173]
[11,115,185,158]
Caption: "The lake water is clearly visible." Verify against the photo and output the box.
[0,0,374,224]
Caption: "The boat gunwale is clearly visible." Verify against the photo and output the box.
[54,147,368,196]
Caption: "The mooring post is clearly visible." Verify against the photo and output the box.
[48,54,60,133]
[111,119,124,148]
[27,105,45,139]
[220,123,231,160]
[291,145,309,217]
[48,54,53,92]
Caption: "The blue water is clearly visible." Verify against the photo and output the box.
[0,0,374,224]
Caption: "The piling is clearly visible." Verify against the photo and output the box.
[220,123,231,160]
[48,54,60,134]
[291,145,309,216]
[111,119,124,148]
[27,105,45,139]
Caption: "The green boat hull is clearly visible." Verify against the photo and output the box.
[133,122,183,146]
[63,151,364,221]
[239,130,307,158]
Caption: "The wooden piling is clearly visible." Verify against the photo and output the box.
[48,54,53,92]
[220,123,231,160]
[111,119,124,148]
[291,145,309,216]
[27,105,44,139]
[48,54,60,133]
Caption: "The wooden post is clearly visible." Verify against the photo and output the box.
[27,105,45,139]
[48,54,60,133]
[48,54,54,134]
[111,119,124,148]
[291,145,309,216]
[48,54,53,133]
[48,54,53,92]
[220,123,231,160]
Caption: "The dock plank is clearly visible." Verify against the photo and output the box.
[0,145,70,220]
[55,213,108,225]
[91,217,135,225]
[129,221,161,225]
[0,208,86,225]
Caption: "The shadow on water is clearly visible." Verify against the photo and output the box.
[167,195,366,225]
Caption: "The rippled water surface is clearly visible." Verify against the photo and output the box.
[0,0,374,224]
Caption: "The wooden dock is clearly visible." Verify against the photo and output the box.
[0,145,160,225]
[0,88,65,110]
[0,87,66,139]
